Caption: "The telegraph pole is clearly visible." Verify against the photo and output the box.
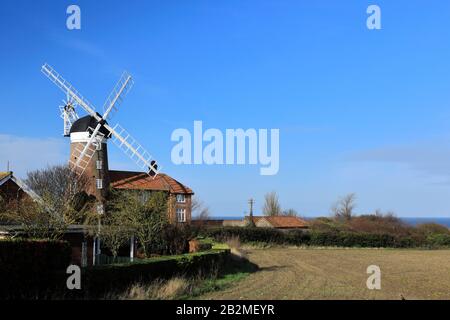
[248,198,256,227]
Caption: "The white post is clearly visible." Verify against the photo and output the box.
[130,235,135,262]
[92,237,97,266]
[97,237,101,255]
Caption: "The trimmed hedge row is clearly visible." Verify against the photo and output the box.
[204,227,445,248]
[77,248,231,298]
[0,239,71,299]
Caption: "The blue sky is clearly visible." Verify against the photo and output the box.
[1,1,450,217]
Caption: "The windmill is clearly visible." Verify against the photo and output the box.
[41,63,160,203]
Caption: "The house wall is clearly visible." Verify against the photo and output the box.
[63,233,94,267]
[255,218,274,228]
[223,219,246,227]
[169,193,192,224]
[0,179,27,202]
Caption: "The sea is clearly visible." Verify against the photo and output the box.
[213,216,450,227]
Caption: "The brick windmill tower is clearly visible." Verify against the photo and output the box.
[41,64,160,211]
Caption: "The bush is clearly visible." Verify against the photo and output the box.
[0,239,71,299]
[203,226,445,248]
[204,227,292,244]
[416,223,450,236]
[426,233,450,247]
[80,249,230,298]
[160,224,193,255]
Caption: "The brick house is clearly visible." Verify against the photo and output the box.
[0,171,41,205]
[0,169,194,266]
[108,170,194,224]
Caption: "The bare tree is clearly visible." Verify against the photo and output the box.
[282,208,298,217]
[332,193,356,221]
[1,165,95,239]
[263,191,282,216]
[0,197,60,239]
[26,165,95,225]
[191,196,210,221]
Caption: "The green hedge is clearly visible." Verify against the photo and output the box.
[205,227,292,244]
[426,234,450,247]
[204,227,441,248]
[0,239,71,299]
[77,248,230,298]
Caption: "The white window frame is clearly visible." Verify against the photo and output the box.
[176,194,186,203]
[95,142,102,151]
[96,178,103,190]
[96,203,104,215]
[176,208,186,223]
[96,160,103,170]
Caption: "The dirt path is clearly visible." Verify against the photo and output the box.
[200,248,450,300]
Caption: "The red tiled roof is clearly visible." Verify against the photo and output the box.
[247,216,309,228]
[109,170,193,194]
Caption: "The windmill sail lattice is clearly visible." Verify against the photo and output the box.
[111,123,159,173]
[102,71,134,120]
[60,102,79,136]
[42,63,98,116]
[41,63,160,178]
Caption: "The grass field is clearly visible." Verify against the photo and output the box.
[200,247,450,300]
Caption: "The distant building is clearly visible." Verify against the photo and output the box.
[244,216,309,229]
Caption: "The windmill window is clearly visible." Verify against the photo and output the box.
[95,143,102,151]
[96,179,103,189]
[176,208,186,223]
[96,203,104,215]
[176,194,186,203]
[96,160,103,170]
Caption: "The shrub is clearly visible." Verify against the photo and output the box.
[204,227,290,244]
[160,224,192,255]
[204,226,444,248]
[346,214,413,236]
[426,233,450,247]
[416,223,450,236]
[80,249,230,298]
[0,239,71,299]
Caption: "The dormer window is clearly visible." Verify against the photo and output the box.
[176,194,186,203]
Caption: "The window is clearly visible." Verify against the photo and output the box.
[96,203,104,215]
[95,143,102,151]
[96,179,103,189]
[176,194,186,203]
[96,160,103,170]
[176,208,186,223]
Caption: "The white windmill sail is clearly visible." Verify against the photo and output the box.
[60,96,79,136]
[102,71,134,120]
[41,63,160,177]
[109,123,160,175]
